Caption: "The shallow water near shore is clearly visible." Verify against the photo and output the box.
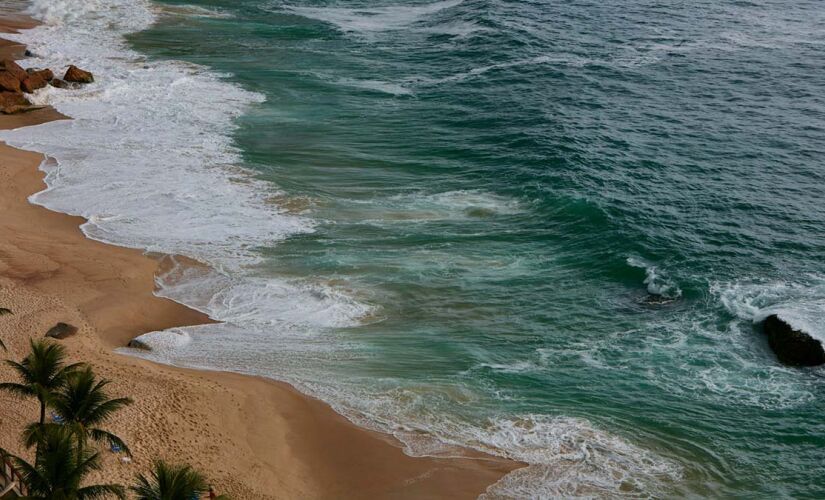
[2,0,825,497]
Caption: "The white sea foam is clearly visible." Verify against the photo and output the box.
[714,277,825,344]
[1,2,374,345]
[627,257,682,299]
[282,0,464,33]
[4,2,681,497]
[334,77,414,96]
[161,4,234,19]
[378,189,524,221]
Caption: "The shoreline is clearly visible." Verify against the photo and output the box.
[0,14,521,499]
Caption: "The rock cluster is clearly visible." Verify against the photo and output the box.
[0,58,94,114]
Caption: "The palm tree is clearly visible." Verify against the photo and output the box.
[37,366,133,458]
[131,461,209,500]
[0,338,83,426]
[0,424,125,499]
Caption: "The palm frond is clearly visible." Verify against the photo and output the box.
[77,483,127,500]
[86,396,133,425]
[0,307,12,315]
[0,381,35,398]
[130,461,207,500]
[88,428,132,457]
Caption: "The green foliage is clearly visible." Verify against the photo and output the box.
[46,365,133,457]
[131,461,208,500]
[0,338,84,425]
[0,334,224,500]
[0,424,125,499]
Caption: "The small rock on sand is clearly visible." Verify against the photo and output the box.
[45,322,78,340]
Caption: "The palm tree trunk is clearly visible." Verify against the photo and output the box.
[39,398,45,426]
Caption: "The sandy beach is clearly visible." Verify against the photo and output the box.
[0,15,519,499]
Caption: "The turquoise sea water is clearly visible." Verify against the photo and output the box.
[6,0,825,497]
[132,0,825,497]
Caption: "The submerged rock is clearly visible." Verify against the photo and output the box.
[0,70,21,93]
[45,322,78,340]
[762,314,825,366]
[49,78,77,89]
[63,65,94,84]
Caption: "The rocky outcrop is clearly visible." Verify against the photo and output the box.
[1,59,28,82]
[22,75,45,93]
[26,68,54,81]
[0,70,21,93]
[63,65,94,84]
[21,70,50,93]
[762,314,825,366]
[0,91,31,114]
[45,322,78,340]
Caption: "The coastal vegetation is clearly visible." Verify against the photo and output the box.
[0,337,225,499]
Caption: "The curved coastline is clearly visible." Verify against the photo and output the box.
[0,12,521,500]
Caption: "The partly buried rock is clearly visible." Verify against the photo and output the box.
[0,91,31,114]
[127,338,152,351]
[0,70,21,93]
[63,65,94,84]
[45,322,78,340]
[1,59,28,82]
[49,78,78,90]
[21,70,51,93]
[762,314,825,366]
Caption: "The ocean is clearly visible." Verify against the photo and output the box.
[2,0,824,497]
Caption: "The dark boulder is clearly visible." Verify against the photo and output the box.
[128,338,151,351]
[0,70,21,93]
[1,59,28,82]
[45,322,78,340]
[762,314,825,366]
[63,65,94,84]
[49,78,78,90]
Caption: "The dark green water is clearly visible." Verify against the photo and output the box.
[126,0,825,496]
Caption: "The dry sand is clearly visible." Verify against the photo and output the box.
[0,17,520,500]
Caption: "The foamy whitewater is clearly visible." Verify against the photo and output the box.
[0,1,682,497]
[3,0,825,497]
